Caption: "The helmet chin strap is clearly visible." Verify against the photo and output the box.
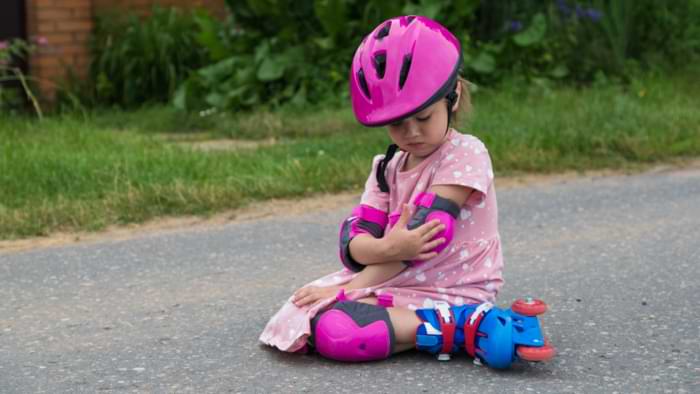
[376,143,399,193]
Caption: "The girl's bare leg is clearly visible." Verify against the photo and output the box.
[357,297,421,354]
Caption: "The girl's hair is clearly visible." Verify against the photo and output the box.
[452,76,472,126]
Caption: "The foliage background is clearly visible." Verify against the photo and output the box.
[70,0,700,112]
[191,0,700,112]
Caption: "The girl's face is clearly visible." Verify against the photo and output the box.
[387,99,450,159]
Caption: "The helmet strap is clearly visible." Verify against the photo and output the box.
[376,143,399,193]
[445,89,458,135]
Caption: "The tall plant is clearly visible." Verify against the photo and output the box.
[174,0,700,113]
[89,6,209,107]
[0,38,44,118]
[177,0,481,112]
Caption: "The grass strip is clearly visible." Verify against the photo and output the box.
[1,71,698,239]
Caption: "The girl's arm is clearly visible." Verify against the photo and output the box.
[292,261,405,307]
[343,261,406,290]
[343,184,470,290]
[348,203,447,266]
[293,186,472,307]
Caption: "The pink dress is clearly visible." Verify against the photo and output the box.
[259,129,504,352]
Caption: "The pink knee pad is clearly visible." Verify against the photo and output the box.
[311,301,395,362]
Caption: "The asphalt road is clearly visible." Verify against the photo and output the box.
[1,166,698,393]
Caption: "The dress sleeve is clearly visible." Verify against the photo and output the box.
[431,135,494,206]
[359,155,390,212]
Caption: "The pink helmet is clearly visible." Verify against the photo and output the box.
[350,15,462,126]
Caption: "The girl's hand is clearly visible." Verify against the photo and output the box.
[383,204,446,262]
[292,285,340,307]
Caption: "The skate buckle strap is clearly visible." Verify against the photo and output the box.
[434,301,456,361]
[464,302,493,358]
[377,293,394,308]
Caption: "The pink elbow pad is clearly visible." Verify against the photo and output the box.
[338,204,388,272]
[406,192,460,261]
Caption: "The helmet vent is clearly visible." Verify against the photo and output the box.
[373,52,386,79]
[375,21,391,40]
[357,68,371,99]
[398,54,412,90]
[406,15,416,24]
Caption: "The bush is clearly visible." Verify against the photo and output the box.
[0,38,44,118]
[79,1,699,113]
[88,6,210,107]
[176,0,700,113]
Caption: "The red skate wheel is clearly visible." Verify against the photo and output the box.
[512,298,548,316]
[517,339,556,362]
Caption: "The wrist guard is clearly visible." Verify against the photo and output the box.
[338,204,388,272]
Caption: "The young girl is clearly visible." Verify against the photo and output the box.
[260,15,554,368]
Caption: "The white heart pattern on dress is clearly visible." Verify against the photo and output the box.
[460,208,472,220]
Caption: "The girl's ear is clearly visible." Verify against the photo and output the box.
[451,80,461,112]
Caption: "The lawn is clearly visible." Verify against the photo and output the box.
[1,70,699,239]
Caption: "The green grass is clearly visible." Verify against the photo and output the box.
[1,70,699,239]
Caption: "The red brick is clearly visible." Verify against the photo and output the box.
[34,56,62,68]
[58,0,92,6]
[37,9,73,21]
[35,66,63,78]
[71,7,93,19]
[34,0,56,6]
[59,45,88,56]
[72,32,91,42]
[37,33,74,45]
[58,56,76,66]
[36,22,57,34]
[55,20,92,32]
[74,57,90,68]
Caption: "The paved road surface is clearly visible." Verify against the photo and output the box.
[1,167,698,393]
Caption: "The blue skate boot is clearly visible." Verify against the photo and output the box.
[415,298,556,369]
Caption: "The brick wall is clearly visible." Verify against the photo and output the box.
[26,0,93,101]
[93,0,228,19]
[25,0,227,102]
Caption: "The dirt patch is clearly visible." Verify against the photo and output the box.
[176,138,278,152]
[0,193,359,255]
[2,159,699,255]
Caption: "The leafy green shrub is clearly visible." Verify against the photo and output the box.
[0,38,43,118]
[89,6,210,107]
[176,0,484,112]
[628,0,700,66]
[172,0,700,113]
